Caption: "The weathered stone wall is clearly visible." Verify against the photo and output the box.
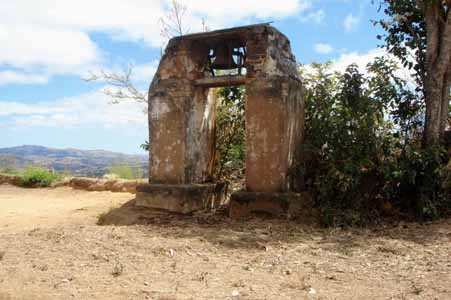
[185,88,217,182]
[244,26,304,192]
[0,174,142,193]
[245,26,299,80]
[148,25,304,195]
[67,177,142,193]
[148,39,216,184]
[245,78,304,192]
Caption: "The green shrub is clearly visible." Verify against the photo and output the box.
[214,86,246,181]
[301,59,449,226]
[384,145,450,220]
[20,166,59,187]
[301,62,393,225]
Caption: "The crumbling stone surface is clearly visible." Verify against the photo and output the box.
[67,177,142,193]
[0,174,141,194]
[0,174,21,186]
[245,78,304,192]
[229,191,316,220]
[142,24,305,216]
[135,183,227,214]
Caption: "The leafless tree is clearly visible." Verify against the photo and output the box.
[160,0,189,40]
[86,0,190,106]
[85,65,147,104]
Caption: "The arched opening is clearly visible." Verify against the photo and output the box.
[212,85,246,191]
[137,24,305,218]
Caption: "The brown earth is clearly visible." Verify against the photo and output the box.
[0,184,450,300]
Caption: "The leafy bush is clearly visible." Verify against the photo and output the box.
[384,145,450,220]
[214,86,246,182]
[444,160,451,191]
[20,166,60,187]
[301,58,449,226]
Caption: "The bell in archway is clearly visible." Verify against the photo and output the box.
[211,44,238,70]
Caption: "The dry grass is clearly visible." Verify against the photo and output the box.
[0,185,450,300]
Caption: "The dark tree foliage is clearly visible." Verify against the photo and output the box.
[374,0,451,145]
[302,59,450,226]
[374,0,427,89]
[214,86,246,182]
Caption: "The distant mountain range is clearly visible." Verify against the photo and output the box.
[0,145,148,177]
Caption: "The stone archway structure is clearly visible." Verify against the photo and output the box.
[135,24,305,218]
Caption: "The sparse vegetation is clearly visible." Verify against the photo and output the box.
[301,59,450,226]
[80,0,450,228]
[214,86,246,182]
[2,0,451,299]
[19,166,60,187]
[0,167,19,176]
[108,163,143,180]
[1,184,450,299]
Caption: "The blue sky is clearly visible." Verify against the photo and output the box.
[0,0,388,154]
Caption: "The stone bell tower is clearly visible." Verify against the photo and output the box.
[135,23,305,218]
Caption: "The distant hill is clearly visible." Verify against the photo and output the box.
[0,145,148,177]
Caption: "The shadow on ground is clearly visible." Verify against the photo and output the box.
[97,199,451,252]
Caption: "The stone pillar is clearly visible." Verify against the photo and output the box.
[148,79,192,184]
[245,78,304,192]
[136,40,226,213]
[229,26,306,218]
[148,83,217,184]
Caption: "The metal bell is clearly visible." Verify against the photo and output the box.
[211,44,238,70]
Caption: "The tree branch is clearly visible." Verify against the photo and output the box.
[84,66,147,105]
[159,0,188,40]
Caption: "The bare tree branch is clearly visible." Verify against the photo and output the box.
[84,65,147,105]
[159,0,189,40]
[85,0,204,114]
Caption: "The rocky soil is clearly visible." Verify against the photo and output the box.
[0,184,450,300]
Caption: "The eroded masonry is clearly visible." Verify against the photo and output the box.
[135,24,306,218]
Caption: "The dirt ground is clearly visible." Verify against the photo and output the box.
[0,184,450,300]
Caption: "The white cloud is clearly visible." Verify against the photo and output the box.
[331,48,385,73]
[0,25,100,72]
[0,71,48,86]
[300,9,325,24]
[314,43,334,54]
[0,0,166,48]
[343,13,360,32]
[0,0,312,86]
[330,48,416,85]
[188,0,311,21]
[0,89,147,128]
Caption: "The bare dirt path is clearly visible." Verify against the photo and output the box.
[0,184,450,300]
[0,185,133,233]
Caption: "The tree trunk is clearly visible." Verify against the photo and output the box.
[423,1,451,146]
[440,70,450,140]
[424,76,443,145]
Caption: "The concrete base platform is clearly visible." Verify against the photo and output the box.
[229,191,313,219]
[135,183,227,214]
